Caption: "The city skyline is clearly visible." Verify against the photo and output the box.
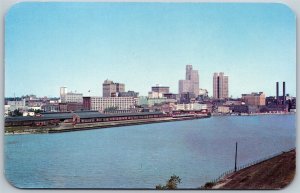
[5,2,296,98]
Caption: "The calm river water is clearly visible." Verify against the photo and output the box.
[4,114,296,189]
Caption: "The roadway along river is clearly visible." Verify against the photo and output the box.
[4,114,296,189]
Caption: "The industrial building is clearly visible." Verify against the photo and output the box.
[242,92,266,106]
[5,111,166,127]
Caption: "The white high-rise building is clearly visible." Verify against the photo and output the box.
[60,87,67,103]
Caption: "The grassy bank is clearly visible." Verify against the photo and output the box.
[205,149,296,189]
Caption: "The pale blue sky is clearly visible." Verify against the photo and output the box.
[5,2,296,98]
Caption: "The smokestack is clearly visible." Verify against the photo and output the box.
[276,82,279,100]
[283,81,286,105]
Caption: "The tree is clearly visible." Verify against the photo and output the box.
[10,109,22,116]
[156,175,181,190]
[34,109,42,114]
[203,182,215,189]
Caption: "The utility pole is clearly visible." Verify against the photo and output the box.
[234,142,238,172]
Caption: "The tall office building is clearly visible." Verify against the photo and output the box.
[185,65,199,95]
[103,80,116,97]
[213,72,229,99]
[102,80,125,97]
[178,65,199,97]
[178,80,193,94]
[116,83,125,93]
[60,87,67,103]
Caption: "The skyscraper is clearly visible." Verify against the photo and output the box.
[185,65,199,96]
[103,80,116,97]
[116,83,125,93]
[178,65,199,97]
[178,80,193,94]
[102,80,125,97]
[213,72,229,99]
[60,87,67,103]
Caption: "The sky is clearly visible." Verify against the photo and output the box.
[5,2,296,98]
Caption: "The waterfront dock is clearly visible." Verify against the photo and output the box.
[48,115,209,133]
[5,111,210,134]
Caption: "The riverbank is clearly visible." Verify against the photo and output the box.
[213,112,295,116]
[5,115,210,135]
[206,149,296,189]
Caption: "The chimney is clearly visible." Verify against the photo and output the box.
[283,81,286,105]
[276,82,279,101]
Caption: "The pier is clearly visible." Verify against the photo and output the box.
[5,111,210,134]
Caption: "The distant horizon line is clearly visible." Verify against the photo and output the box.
[4,92,296,99]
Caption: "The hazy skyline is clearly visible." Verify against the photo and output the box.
[5,2,296,98]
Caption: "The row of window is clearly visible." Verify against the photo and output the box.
[91,99,134,102]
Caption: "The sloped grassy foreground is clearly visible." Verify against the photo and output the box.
[210,149,296,189]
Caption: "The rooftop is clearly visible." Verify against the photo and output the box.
[5,111,163,122]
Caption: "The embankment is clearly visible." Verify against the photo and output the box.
[209,149,296,189]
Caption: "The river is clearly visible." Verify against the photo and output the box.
[4,114,296,189]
